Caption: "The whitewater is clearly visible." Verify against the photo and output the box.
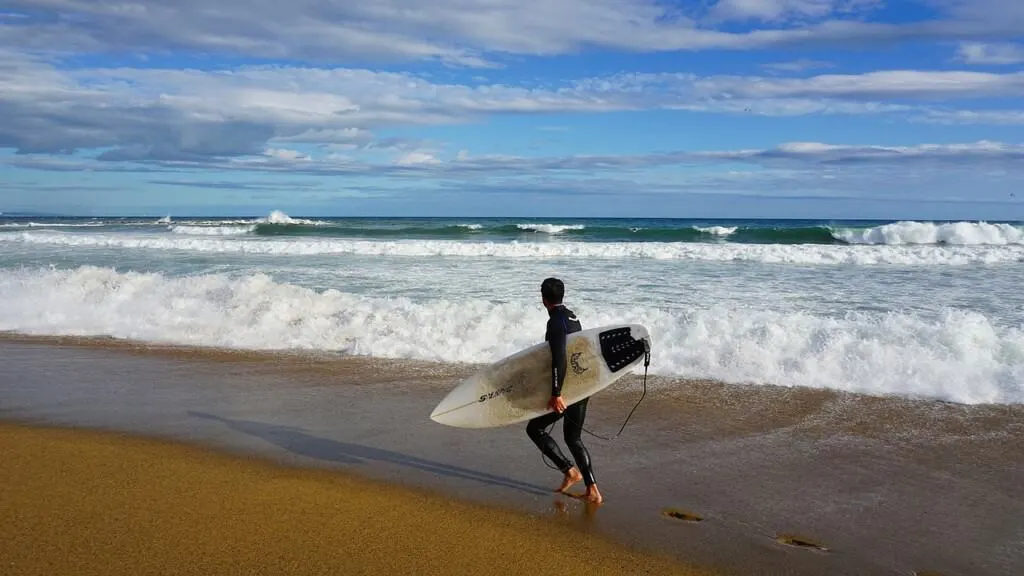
[2,212,1023,405]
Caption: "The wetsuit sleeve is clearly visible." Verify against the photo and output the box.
[548,316,568,397]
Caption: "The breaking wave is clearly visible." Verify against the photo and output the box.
[1,266,1020,405]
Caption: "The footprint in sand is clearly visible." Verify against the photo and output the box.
[661,507,704,522]
[775,533,829,552]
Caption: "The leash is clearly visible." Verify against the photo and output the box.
[540,345,650,470]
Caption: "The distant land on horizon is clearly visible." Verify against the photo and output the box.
[0,211,66,217]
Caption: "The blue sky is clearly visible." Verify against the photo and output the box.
[1,0,1022,218]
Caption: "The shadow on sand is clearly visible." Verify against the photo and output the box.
[188,411,551,497]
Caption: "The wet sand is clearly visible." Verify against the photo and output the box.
[0,421,708,576]
[1,334,1023,576]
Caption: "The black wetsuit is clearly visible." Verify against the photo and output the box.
[526,304,597,487]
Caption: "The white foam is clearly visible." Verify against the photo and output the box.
[182,219,263,226]
[259,209,324,226]
[835,221,1024,245]
[4,231,1024,266]
[695,225,738,237]
[516,223,585,234]
[168,225,255,236]
[648,305,1024,405]
[1,266,1021,405]
[154,209,326,235]
[167,211,325,228]
[458,224,483,230]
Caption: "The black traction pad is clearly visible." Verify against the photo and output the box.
[598,327,648,373]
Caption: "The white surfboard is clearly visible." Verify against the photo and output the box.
[430,324,652,428]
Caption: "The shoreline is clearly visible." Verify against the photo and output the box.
[5,330,1017,409]
[1,335,1022,575]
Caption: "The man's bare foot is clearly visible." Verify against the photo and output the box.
[556,467,583,493]
[584,484,604,505]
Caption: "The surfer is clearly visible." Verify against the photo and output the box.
[526,277,603,505]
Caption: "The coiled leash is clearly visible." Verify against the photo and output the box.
[541,344,650,470]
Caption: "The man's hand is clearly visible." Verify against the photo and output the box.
[549,395,567,414]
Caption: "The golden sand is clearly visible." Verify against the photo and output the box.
[0,422,713,576]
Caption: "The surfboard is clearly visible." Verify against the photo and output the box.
[430,324,651,429]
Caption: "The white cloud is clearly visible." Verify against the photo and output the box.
[761,58,836,73]
[395,151,441,165]
[687,70,1024,100]
[916,109,1024,124]
[418,140,1024,207]
[748,140,1024,162]
[2,52,1022,162]
[6,138,1021,213]
[440,141,1024,172]
[956,42,1024,65]
[565,69,1024,107]
[263,148,310,161]
[2,0,1022,65]
[8,140,1023,176]
[268,128,374,145]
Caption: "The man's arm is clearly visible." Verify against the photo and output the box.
[548,316,568,398]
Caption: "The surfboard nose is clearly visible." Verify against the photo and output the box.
[429,398,450,423]
[429,403,447,423]
[428,383,475,426]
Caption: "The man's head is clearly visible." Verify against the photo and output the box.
[541,277,564,308]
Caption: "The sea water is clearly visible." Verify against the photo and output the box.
[2,210,1023,405]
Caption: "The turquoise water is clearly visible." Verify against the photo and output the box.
[6,214,1023,244]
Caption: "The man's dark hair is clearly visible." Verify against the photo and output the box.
[541,277,565,304]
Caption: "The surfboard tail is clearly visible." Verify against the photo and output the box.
[598,324,651,373]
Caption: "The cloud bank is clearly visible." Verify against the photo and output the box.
[2,51,1022,163]
[3,0,1022,65]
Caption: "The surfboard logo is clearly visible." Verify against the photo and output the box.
[478,382,515,403]
[570,351,588,375]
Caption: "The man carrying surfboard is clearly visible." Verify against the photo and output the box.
[526,277,603,505]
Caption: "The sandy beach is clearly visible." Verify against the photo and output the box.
[2,335,1022,576]
[0,421,708,576]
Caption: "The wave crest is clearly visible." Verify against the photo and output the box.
[833,221,1024,245]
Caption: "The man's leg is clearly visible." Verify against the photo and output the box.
[526,411,583,491]
[526,411,572,472]
[563,398,602,504]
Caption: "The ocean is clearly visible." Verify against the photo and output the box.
[2,210,1023,405]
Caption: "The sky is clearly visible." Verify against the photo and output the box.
[0,0,1022,219]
